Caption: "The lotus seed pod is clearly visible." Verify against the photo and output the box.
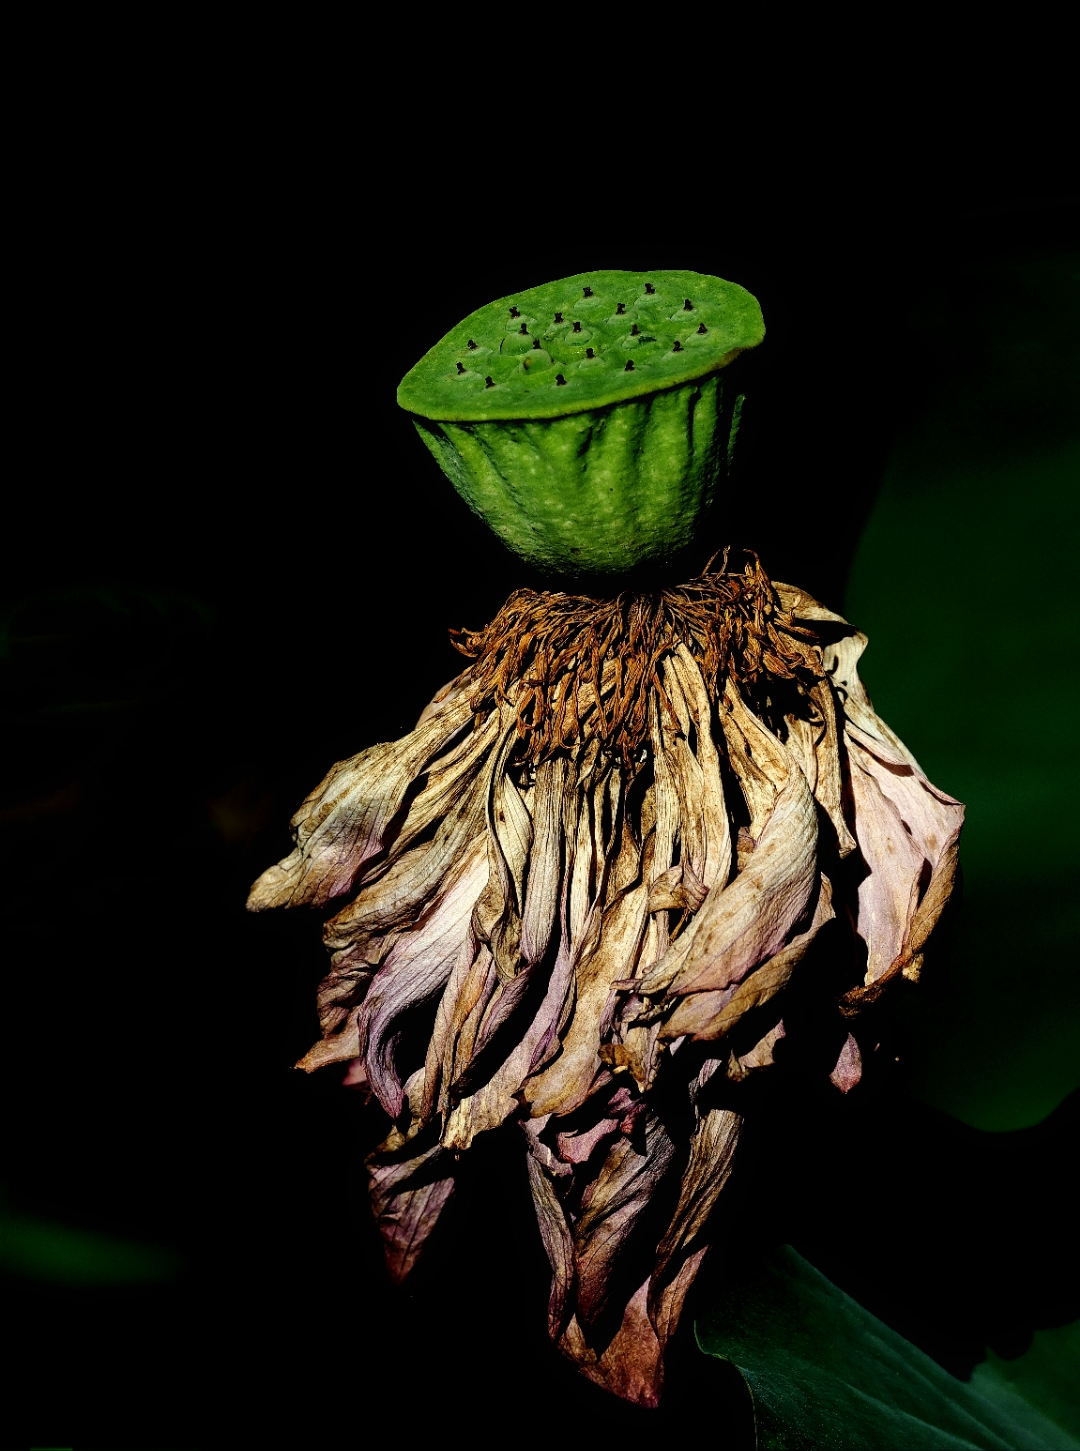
[397,269,765,576]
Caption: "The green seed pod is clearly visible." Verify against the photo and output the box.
[397,269,765,577]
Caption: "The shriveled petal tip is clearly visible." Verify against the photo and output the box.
[246,859,300,912]
[829,1033,862,1093]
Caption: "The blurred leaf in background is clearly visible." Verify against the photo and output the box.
[0,1186,181,1285]
[845,249,1080,1131]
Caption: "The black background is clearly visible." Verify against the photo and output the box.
[3,107,1077,1451]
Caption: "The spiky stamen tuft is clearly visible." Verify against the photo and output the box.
[450,553,822,772]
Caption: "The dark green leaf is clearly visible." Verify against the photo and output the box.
[697,1246,1078,1450]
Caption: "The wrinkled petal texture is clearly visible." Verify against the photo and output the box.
[249,582,963,1407]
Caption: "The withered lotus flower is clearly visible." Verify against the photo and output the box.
[247,556,963,1407]
[249,269,963,1407]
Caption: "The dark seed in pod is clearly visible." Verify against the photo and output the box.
[485,376,495,387]
[555,374,567,385]
[631,323,640,336]
[683,298,694,310]
[585,347,595,359]
[509,306,520,318]
[519,323,528,335]
[583,286,593,297]
[624,359,634,371]
[533,338,541,349]
[616,302,626,314]
[467,339,477,349]
[672,340,683,352]
[456,362,466,374]
[573,321,582,332]
[554,312,563,323]
[697,322,708,334]
[645,282,655,294]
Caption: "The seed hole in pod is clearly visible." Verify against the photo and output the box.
[532,338,541,349]
[554,312,563,323]
[645,282,655,294]
[485,376,495,387]
[616,302,626,314]
[631,323,640,336]
[697,322,708,334]
[456,362,466,374]
[624,359,634,371]
[467,339,477,350]
[683,298,694,310]
[573,320,582,332]
[519,322,528,335]
[672,340,683,352]
[583,286,593,297]
[585,347,595,359]
[509,306,520,318]
[555,374,566,385]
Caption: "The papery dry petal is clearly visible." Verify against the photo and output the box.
[358,836,488,1118]
[519,755,569,966]
[367,1140,456,1285]
[669,645,732,890]
[246,698,475,911]
[525,1151,576,1337]
[829,1031,863,1093]
[522,877,649,1119]
[573,1109,677,1330]
[659,873,834,1042]
[847,755,925,986]
[639,758,818,1001]
[649,1101,740,1334]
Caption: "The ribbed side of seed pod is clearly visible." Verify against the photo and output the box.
[413,372,743,575]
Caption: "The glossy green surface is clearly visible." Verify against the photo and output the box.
[413,370,742,575]
[397,269,763,422]
[400,269,761,575]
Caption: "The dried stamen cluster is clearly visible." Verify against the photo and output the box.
[450,554,823,772]
[248,563,963,1407]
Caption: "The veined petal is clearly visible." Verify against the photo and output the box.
[246,697,475,911]
[636,752,817,1000]
[658,873,834,1041]
[848,755,926,986]
[357,836,488,1118]
[648,1103,740,1339]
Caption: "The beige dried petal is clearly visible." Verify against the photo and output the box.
[246,697,475,911]
[519,756,569,966]
[572,1111,677,1331]
[637,759,818,1000]
[650,1096,743,1305]
[319,752,489,969]
[670,644,732,890]
[522,879,649,1119]
[659,873,834,1042]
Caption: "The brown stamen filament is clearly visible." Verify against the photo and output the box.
[450,554,822,773]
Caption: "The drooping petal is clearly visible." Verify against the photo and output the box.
[637,758,817,1001]
[246,697,476,911]
[649,1095,741,1341]
[658,873,834,1042]
[572,1108,677,1331]
[847,754,925,986]
[357,836,488,1118]
[366,1140,457,1285]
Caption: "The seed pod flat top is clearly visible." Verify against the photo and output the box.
[397,269,765,422]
